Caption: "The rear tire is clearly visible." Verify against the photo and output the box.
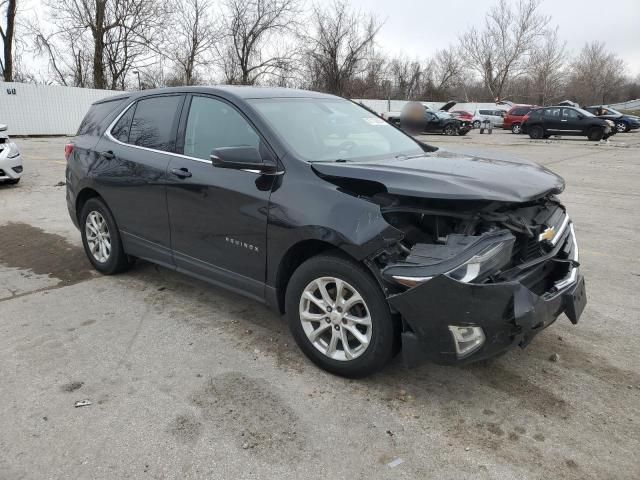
[511,123,522,134]
[285,253,397,377]
[529,125,544,139]
[80,197,131,275]
[587,127,604,141]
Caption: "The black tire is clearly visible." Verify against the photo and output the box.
[444,124,456,136]
[587,127,604,141]
[80,197,131,275]
[511,123,522,134]
[529,125,544,139]
[473,120,481,129]
[615,121,628,133]
[285,253,397,378]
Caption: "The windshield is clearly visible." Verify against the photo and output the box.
[575,108,595,117]
[248,98,423,162]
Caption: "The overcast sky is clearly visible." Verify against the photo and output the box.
[20,0,640,77]
[350,0,640,76]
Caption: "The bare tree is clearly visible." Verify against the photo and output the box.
[304,1,381,96]
[170,0,218,85]
[38,0,168,89]
[459,0,549,100]
[32,26,93,87]
[527,27,566,105]
[432,47,463,92]
[387,57,423,99]
[219,0,300,85]
[566,41,626,105]
[0,0,16,81]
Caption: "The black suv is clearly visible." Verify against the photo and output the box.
[523,106,615,141]
[400,102,472,136]
[66,87,586,377]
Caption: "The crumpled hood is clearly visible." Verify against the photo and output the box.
[311,150,565,203]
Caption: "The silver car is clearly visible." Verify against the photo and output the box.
[0,124,23,185]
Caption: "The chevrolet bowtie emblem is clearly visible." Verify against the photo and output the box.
[538,226,556,242]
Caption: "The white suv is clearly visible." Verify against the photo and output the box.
[0,124,23,185]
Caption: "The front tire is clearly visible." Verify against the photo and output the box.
[511,123,522,134]
[80,197,131,275]
[285,253,397,377]
[529,125,544,139]
[444,124,456,136]
[473,120,481,129]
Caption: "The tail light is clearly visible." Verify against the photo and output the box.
[64,143,74,161]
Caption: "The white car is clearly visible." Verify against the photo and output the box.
[0,124,22,185]
[471,109,508,128]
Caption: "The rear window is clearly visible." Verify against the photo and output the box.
[510,107,531,116]
[77,98,126,136]
[128,95,183,152]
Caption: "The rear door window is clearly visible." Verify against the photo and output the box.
[183,95,260,160]
[128,95,184,152]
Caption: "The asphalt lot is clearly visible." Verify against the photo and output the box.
[1,129,639,479]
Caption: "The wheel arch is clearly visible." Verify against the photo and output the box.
[75,187,102,224]
[274,239,379,314]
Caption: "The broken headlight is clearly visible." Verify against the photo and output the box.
[446,240,513,283]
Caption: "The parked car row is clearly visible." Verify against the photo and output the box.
[0,124,23,185]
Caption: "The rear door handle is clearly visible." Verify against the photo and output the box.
[100,150,115,160]
[171,167,192,179]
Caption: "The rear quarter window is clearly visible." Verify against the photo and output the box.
[77,98,127,136]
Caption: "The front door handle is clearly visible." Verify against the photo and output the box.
[100,150,115,160]
[171,167,192,179]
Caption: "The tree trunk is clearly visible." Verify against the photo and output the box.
[92,0,107,89]
[2,0,16,81]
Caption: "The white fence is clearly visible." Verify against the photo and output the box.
[2,81,639,136]
[0,82,121,136]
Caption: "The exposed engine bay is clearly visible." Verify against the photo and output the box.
[368,193,575,292]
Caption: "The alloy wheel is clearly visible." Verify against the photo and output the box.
[512,124,521,134]
[299,277,372,361]
[85,211,111,263]
[616,122,626,133]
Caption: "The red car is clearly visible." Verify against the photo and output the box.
[503,105,536,134]
[450,110,474,122]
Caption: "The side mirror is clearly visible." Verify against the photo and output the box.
[210,146,277,174]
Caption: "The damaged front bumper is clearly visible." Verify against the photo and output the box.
[386,222,586,366]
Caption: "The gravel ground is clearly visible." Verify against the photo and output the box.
[1,130,639,479]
